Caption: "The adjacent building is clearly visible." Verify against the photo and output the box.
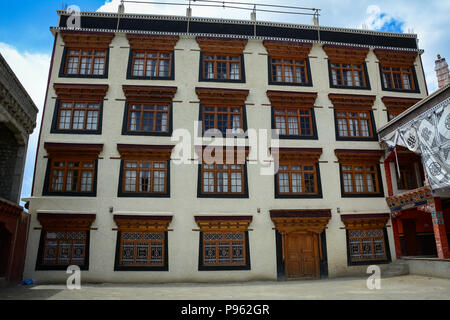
[24,10,429,283]
[379,83,450,259]
[0,53,38,281]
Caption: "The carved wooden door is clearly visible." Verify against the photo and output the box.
[285,231,319,279]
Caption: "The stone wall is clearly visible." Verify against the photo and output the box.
[0,123,19,202]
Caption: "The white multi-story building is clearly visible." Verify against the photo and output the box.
[24,10,428,283]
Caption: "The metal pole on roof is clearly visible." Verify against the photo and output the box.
[117,0,125,31]
[187,0,192,33]
[251,5,256,37]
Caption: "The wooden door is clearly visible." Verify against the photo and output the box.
[402,219,419,256]
[285,231,319,279]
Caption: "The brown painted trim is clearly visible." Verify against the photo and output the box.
[126,34,179,50]
[194,215,253,221]
[122,85,177,102]
[270,209,332,218]
[334,149,384,155]
[196,37,248,55]
[44,142,104,151]
[113,215,173,221]
[263,40,312,59]
[117,144,175,151]
[374,49,417,67]
[266,90,317,106]
[340,213,390,220]
[60,31,114,49]
[37,213,96,220]
[270,147,323,153]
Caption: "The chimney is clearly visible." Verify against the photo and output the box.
[435,54,450,88]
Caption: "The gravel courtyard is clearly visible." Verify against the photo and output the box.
[0,275,449,300]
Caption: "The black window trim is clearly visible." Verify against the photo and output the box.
[117,159,171,198]
[197,162,249,199]
[338,163,385,198]
[270,105,318,140]
[126,48,175,81]
[274,162,323,199]
[58,47,110,79]
[346,227,392,266]
[333,109,379,142]
[114,230,169,271]
[198,52,246,83]
[197,103,248,139]
[378,63,420,94]
[42,158,98,197]
[198,230,251,271]
[50,99,103,135]
[327,60,371,90]
[35,229,91,271]
[121,101,174,137]
[267,56,313,87]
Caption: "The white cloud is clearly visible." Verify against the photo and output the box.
[96,1,448,93]
[0,43,51,204]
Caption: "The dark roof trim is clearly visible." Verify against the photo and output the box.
[54,11,418,50]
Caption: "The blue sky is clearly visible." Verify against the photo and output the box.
[0,0,448,206]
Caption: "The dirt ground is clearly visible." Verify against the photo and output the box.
[0,274,449,300]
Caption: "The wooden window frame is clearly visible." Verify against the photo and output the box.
[200,104,246,136]
[47,158,96,193]
[196,87,249,138]
[336,150,385,198]
[272,106,316,139]
[116,231,167,269]
[374,49,420,93]
[117,144,173,198]
[275,161,322,198]
[51,99,103,134]
[121,85,177,137]
[127,49,174,80]
[37,230,89,270]
[267,91,318,140]
[346,228,390,265]
[196,216,252,271]
[199,52,246,83]
[59,47,110,79]
[380,65,416,91]
[35,213,95,271]
[341,214,391,266]
[335,109,376,140]
[118,159,170,197]
[200,231,249,268]
[123,101,171,135]
[268,57,312,86]
[197,162,248,198]
[113,215,172,271]
[328,61,370,89]
[51,84,108,135]
[396,164,418,190]
[340,163,381,195]
[42,143,102,197]
[43,158,98,197]
[328,94,377,141]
